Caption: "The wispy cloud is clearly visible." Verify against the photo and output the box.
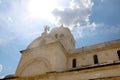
[0,38,9,45]
[95,24,120,34]
[0,64,2,73]
[71,22,96,39]
[72,22,120,40]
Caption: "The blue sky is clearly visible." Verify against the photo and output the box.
[0,0,120,78]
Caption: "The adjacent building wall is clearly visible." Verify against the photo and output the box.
[68,45,120,68]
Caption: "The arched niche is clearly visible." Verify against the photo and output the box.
[18,57,51,77]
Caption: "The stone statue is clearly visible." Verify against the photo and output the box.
[41,25,50,37]
[44,25,49,33]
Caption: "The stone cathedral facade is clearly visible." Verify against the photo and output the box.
[4,25,120,80]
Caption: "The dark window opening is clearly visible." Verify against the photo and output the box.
[72,58,76,68]
[93,55,98,64]
[117,50,120,60]
[60,34,64,38]
[55,34,58,39]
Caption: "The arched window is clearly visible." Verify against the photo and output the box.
[60,34,64,38]
[72,58,76,68]
[55,34,58,39]
[93,55,98,64]
[117,50,120,60]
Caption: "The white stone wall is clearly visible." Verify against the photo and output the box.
[68,48,120,68]
[15,42,67,77]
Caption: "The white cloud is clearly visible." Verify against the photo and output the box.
[81,22,97,31]
[52,0,94,29]
[71,22,97,39]
[0,64,2,73]
[52,0,95,38]
[0,0,94,40]
[72,27,83,39]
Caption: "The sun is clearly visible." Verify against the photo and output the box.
[28,0,57,19]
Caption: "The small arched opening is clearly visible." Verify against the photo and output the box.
[72,58,76,68]
[93,55,98,64]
